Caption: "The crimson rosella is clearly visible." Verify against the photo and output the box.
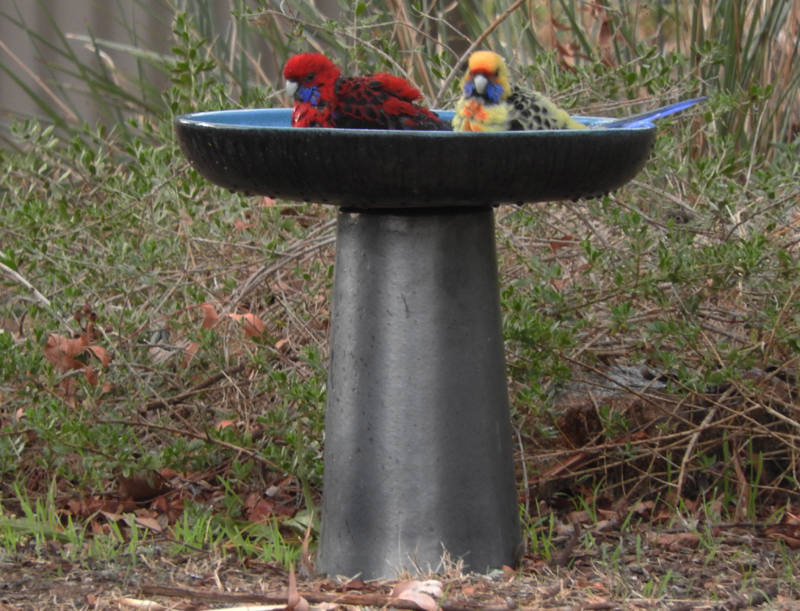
[283,53,450,131]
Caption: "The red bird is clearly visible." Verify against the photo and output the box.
[283,53,450,131]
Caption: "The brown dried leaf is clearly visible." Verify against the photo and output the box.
[100,511,125,522]
[598,19,615,67]
[200,303,220,330]
[656,532,700,548]
[44,334,87,373]
[245,498,276,522]
[117,471,171,502]
[391,581,442,611]
[284,567,309,611]
[300,514,316,578]
[549,235,579,252]
[44,332,109,387]
[232,218,251,232]
[133,516,164,533]
[114,597,168,610]
[554,38,578,72]
[82,364,98,386]
[227,312,265,338]
[179,341,201,369]
[338,579,366,592]
[87,344,112,367]
[770,533,800,549]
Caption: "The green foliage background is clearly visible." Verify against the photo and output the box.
[2,0,800,565]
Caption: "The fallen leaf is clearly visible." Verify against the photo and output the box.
[87,345,112,367]
[113,597,168,610]
[549,235,579,252]
[133,516,164,533]
[656,532,700,548]
[233,218,252,232]
[770,533,800,549]
[283,567,309,611]
[245,498,276,522]
[227,312,265,338]
[391,581,442,611]
[339,579,365,592]
[44,334,87,373]
[44,330,110,388]
[117,470,171,502]
[200,303,220,329]
[179,341,201,369]
[82,364,98,386]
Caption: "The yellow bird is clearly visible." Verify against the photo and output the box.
[453,51,706,132]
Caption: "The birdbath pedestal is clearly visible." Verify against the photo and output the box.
[174,109,657,579]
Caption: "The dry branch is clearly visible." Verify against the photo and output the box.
[142,363,246,412]
[139,584,516,611]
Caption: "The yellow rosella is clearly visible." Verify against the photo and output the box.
[453,51,706,132]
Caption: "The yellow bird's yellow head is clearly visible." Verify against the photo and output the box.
[462,51,511,104]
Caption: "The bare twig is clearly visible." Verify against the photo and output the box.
[674,392,725,498]
[140,584,516,611]
[96,416,281,471]
[0,261,52,308]
[227,233,336,312]
[142,363,246,412]
[552,521,581,568]
[718,582,778,611]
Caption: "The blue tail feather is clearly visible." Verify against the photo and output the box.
[600,96,708,129]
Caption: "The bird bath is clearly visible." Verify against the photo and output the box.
[174,108,657,579]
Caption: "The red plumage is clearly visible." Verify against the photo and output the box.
[283,53,450,131]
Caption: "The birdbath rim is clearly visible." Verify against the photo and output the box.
[174,108,657,208]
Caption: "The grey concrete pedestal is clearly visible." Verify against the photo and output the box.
[316,207,522,579]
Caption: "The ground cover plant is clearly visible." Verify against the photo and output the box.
[2,0,800,609]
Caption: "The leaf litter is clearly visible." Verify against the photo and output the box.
[5,191,800,609]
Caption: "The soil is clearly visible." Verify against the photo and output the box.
[1,522,799,611]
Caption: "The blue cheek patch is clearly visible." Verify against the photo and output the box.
[485,81,504,104]
[463,79,504,103]
[300,86,321,106]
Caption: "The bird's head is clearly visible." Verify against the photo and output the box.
[461,51,511,104]
[283,53,340,105]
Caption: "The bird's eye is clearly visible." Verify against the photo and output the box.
[305,73,314,81]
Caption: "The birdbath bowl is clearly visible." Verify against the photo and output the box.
[175,108,657,579]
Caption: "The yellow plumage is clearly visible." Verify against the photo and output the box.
[453,51,586,132]
[453,97,510,132]
[453,50,707,132]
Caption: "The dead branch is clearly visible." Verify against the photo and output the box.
[139,584,516,611]
[142,363,246,412]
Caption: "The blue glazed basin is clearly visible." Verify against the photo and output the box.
[174,108,656,207]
